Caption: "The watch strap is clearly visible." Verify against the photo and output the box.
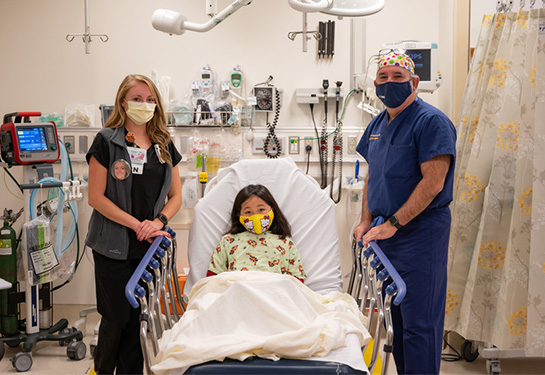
[157,213,168,227]
[388,215,402,229]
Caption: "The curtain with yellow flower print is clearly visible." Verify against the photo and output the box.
[445,9,545,356]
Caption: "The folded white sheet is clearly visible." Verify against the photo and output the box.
[151,271,371,375]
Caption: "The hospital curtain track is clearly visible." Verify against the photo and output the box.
[445,9,545,356]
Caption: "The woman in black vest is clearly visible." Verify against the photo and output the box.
[86,74,182,374]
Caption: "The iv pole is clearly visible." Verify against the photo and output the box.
[66,0,109,54]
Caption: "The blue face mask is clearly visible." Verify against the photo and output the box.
[375,80,413,109]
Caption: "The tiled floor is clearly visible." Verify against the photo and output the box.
[0,305,97,375]
[1,304,544,374]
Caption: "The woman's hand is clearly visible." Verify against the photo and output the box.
[146,229,172,243]
[135,219,163,242]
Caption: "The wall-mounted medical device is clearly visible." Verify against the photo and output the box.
[253,85,277,112]
[99,104,114,127]
[1,112,60,166]
[288,0,384,17]
[381,41,442,93]
[295,88,344,104]
[200,65,214,89]
[230,66,243,89]
[152,0,253,35]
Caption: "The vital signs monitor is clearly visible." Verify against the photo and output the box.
[381,41,442,93]
[1,116,60,166]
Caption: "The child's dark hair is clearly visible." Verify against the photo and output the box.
[227,184,292,238]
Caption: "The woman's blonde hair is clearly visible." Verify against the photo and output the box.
[105,74,172,165]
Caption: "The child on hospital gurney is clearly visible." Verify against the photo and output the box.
[151,184,371,375]
[206,184,307,283]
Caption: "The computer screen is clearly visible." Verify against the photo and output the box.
[100,105,114,127]
[406,49,431,82]
[17,127,48,151]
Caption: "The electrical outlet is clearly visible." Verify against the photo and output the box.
[63,136,75,154]
[347,136,358,155]
[289,136,300,154]
[303,138,314,155]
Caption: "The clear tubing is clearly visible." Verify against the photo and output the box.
[29,177,64,257]
[59,139,69,181]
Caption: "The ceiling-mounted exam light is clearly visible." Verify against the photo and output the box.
[152,0,253,35]
[288,0,384,17]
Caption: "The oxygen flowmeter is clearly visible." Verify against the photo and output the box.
[1,112,60,166]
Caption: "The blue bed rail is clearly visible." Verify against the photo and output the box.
[363,241,406,306]
[360,215,406,305]
[125,227,175,309]
[346,216,407,375]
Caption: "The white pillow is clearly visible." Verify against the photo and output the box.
[184,158,342,298]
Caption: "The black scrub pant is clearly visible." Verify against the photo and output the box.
[93,251,143,375]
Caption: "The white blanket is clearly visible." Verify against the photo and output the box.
[151,271,371,375]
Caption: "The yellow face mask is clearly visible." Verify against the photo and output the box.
[239,210,274,234]
[125,101,156,125]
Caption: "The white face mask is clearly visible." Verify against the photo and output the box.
[125,101,156,125]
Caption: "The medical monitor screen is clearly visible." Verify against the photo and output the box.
[17,127,48,151]
[100,105,114,126]
[407,49,431,82]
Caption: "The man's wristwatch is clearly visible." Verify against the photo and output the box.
[157,213,168,227]
[388,215,403,229]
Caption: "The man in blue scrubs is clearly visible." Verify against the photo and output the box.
[354,51,456,375]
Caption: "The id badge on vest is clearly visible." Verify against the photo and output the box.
[127,146,147,175]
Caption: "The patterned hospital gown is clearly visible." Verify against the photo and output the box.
[208,231,307,281]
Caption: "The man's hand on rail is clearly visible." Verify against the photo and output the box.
[361,223,397,247]
[353,218,372,243]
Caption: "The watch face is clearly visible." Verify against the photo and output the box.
[389,215,400,228]
[158,214,168,225]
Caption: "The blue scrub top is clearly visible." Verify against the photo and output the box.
[356,97,456,218]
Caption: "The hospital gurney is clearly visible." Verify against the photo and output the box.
[347,228,407,375]
[126,158,405,375]
[125,226,185,374]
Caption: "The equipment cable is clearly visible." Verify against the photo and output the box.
[305,142,312,175]
[4,170,23,199]
[3,167,23,193]
[320,79,329,188]
[309,103,326,183]
[441,330,463,362]
[305,89,357,186]
[262,77,281,159]
[330,81,343,203]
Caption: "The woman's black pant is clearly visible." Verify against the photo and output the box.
[93,251,143,375]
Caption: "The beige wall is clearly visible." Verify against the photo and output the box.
[0,0,446,119]
[0,0,461,304]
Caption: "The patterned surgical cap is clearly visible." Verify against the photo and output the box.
[377,51,415,74]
